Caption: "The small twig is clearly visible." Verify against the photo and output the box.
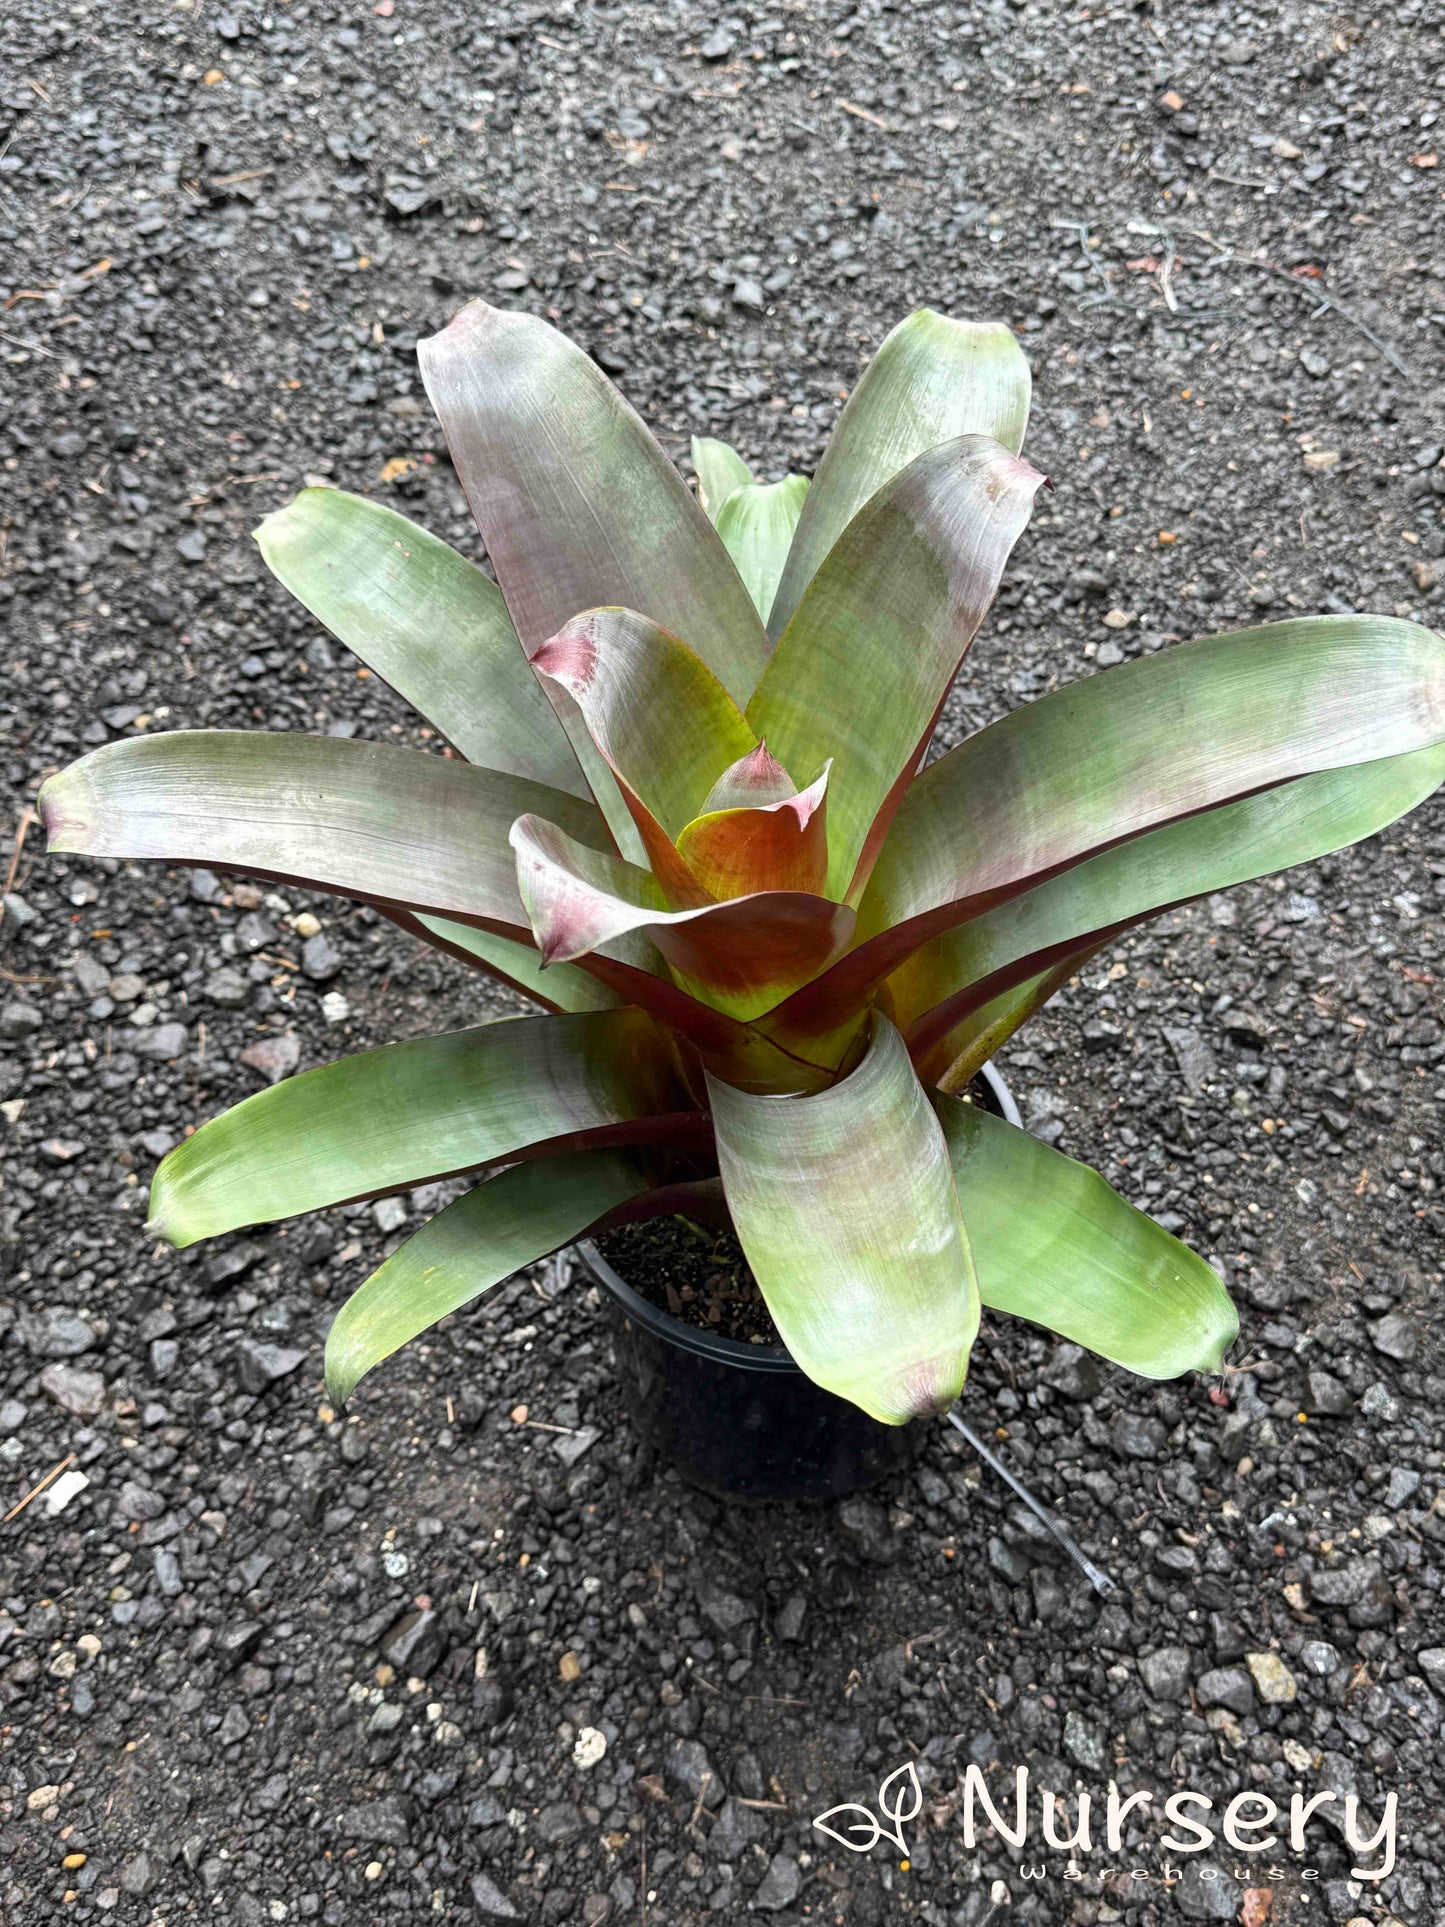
[0,806,37,932]
[687,1772,711,1838]
[1182,229,1410,377]
[692,1668,809,1709]
[0,326,59,359]
[1050,217,1124,309]
[838,100,894,131]
[1144,223,1178,311]
[4,1453,77,1524]
[736,1796,789,1811]
[903,1628,946,1660]
[943,1407,1116,1596]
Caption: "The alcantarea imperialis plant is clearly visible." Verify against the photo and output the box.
[40,305,1445,1424]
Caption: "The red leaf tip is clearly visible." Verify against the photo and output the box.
[530,615,600,695]
[700,740,797,813]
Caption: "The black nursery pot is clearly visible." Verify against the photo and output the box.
[578,1062,1022,1505]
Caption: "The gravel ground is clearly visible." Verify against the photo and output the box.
[2,3,1443,1923]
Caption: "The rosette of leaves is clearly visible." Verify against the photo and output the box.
[41,304,1445,1424]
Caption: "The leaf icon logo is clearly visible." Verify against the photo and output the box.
[812,1804,882,1854]
[877,1760,923,1848]
[813,1760,922,1856]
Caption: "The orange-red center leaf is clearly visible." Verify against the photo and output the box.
[676,762,831,899]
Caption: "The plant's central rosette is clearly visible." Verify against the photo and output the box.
[509,606,854,1028]
[490,433,1049,1050]
[36,298,1445,1428]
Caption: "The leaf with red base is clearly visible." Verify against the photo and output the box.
[529,607,756,905]
[510,812,855,1028]
[676,758,831,900]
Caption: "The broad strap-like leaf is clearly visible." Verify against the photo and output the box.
[511,813,854,1026]
[254,489,588,797]
[418,302,769,705]
[41,731,770,1078]
[396,910,626,1013]
[747,436,1044,902]
[675,763,830,899]
[691,435,754,520]
[770,614,1445,1051]
[147,1009,703,1248]
[939,1098,1237,1378]
[865,614,1445,939]
[326,1150,654,1402]
[529,608,756,903]
[706,1016,979,1424]
[769,309,1031,637]
[901,739,1445,1071]
[39,731,609,936]
[715,476,809,624]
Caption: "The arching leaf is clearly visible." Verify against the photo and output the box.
[707,1017,979,1424]
[418,301,769,704]
[254,489,587,796]
[940,1098,1237,1378]
[902,740,1445,1071]
[769,309,1031,637]
[747,436,1044,902]
[326,1150,654,1402]
[148,1010,701,1248]
[39,730,608,937]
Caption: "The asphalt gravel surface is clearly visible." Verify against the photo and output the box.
[2,3,1443,1924]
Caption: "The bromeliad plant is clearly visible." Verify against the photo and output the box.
[41,305,1445,1427]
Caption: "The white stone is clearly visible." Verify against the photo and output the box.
[44,1469,90,1515]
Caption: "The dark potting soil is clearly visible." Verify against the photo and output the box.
[595,1079,997,1346]
[595,1216,778,1345]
